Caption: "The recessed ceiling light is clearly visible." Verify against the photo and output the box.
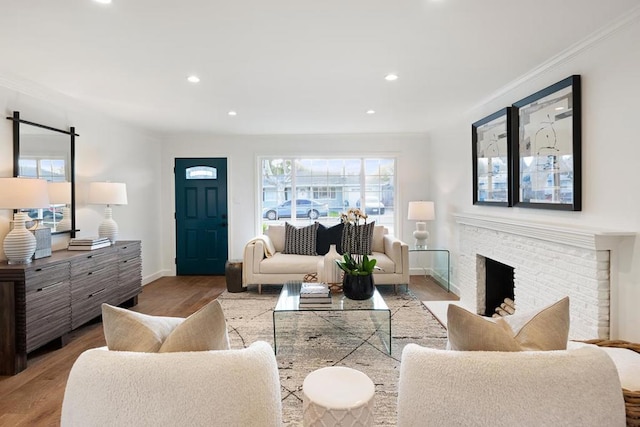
[366,110,376,115]
[555,106,565,111]
[187,75,200,83]
[384,74,398,81]
[228,111,237,116]
[94,0,112,4]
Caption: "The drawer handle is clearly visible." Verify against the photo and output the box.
[89,288,106,298]
[86,252,109,259]
[87,267,108,276]
[35,265,64,273]
[37,281,65,292]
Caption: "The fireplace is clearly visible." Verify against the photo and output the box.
[454,213,632,340]
[480,257,514,317]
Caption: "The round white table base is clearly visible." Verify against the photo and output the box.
[302,366,375,426]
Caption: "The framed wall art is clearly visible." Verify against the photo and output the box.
[512,75,581,210]
[472,107,515,206]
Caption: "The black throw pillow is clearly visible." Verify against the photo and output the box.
[316,222,344,255]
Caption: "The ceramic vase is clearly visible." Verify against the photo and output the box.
[324,244,343,285]
[342,274,375,300]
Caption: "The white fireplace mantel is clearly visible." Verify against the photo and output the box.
[453,212,636,339]
[453,213,635,251]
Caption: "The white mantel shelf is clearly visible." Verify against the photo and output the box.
[453,213,636,251]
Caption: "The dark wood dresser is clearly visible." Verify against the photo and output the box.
[0,240,141,375]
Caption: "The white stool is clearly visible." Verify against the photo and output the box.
[302,366,375,426]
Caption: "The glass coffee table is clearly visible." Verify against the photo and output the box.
[273,281,391,354]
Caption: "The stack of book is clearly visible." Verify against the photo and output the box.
[299,283,331,304]
[68,237,112,251]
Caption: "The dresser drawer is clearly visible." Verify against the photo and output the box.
[25,280,71,352]
[117,241,141,258]
[70,250,118,277]
[24,262,70,293]
[71,264,119,329]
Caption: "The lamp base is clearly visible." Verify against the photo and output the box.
[57,207,72,232]
[4,212,37,264]
[98,207,118,244]
[413,225,429,250]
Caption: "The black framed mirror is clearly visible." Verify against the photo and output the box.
[7,111,78,237]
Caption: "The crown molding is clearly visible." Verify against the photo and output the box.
[469,4,640,114]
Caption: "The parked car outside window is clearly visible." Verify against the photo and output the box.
[356,196,385,215]
[263,199,328,220]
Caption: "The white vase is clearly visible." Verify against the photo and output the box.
[323,244,342,285]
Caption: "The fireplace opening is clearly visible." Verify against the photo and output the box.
[484,258,514,317]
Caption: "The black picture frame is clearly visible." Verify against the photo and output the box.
[472,107,515,206]
[512,75,581,211]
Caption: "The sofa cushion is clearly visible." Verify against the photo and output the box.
[447,297,570,351]
[102,300,230,352]
[341,221,375,255]
[260,252,323,274]
[370,252,395,274]
[372,225,386,253]
[266,225,285,253]
[316,222,344,255]
[283,222,319,255]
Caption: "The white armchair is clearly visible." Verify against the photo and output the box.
[397,344,626,427]
[61,341,282,427]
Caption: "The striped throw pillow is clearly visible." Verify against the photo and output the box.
[283,222,319,255]
[341,221,375,255]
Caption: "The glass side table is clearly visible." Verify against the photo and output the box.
[408,248,450,292]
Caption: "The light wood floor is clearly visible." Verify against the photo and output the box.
[0,275,456,426]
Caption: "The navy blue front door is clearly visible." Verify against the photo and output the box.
[175,158,228,275]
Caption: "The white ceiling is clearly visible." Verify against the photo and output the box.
[1,0,638,136]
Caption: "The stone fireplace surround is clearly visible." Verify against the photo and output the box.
[453,213,632,340]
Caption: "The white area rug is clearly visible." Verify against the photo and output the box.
[218,287,447,426]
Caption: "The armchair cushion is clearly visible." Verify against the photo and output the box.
[102,299,230,353]
[447,296,569,351]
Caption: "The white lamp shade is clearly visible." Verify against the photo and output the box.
[48,182,72,205]
[407,201,435,221]
[0,178,50,209]
[88,182,128,205]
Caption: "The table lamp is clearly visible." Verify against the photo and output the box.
[88,182,128,244]
[0,178,50,264]
[407,201,435,249]
[48,181,72,231]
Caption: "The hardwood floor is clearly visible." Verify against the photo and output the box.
[0,275,456,426]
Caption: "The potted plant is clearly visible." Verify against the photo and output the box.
[335,208,377,300]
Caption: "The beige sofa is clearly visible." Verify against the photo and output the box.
[243,224,409,293]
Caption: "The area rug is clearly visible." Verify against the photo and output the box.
[218,287,448,426]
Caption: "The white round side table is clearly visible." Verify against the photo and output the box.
[302,366,375,426]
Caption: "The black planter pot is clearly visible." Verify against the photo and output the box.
[343,274,375,300]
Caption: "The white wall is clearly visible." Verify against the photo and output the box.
[160,133,430,276]
[428,16,640,341]
[0,84,164,284]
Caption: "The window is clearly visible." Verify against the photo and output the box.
[185,166,217,180]
[260,157,395,234]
